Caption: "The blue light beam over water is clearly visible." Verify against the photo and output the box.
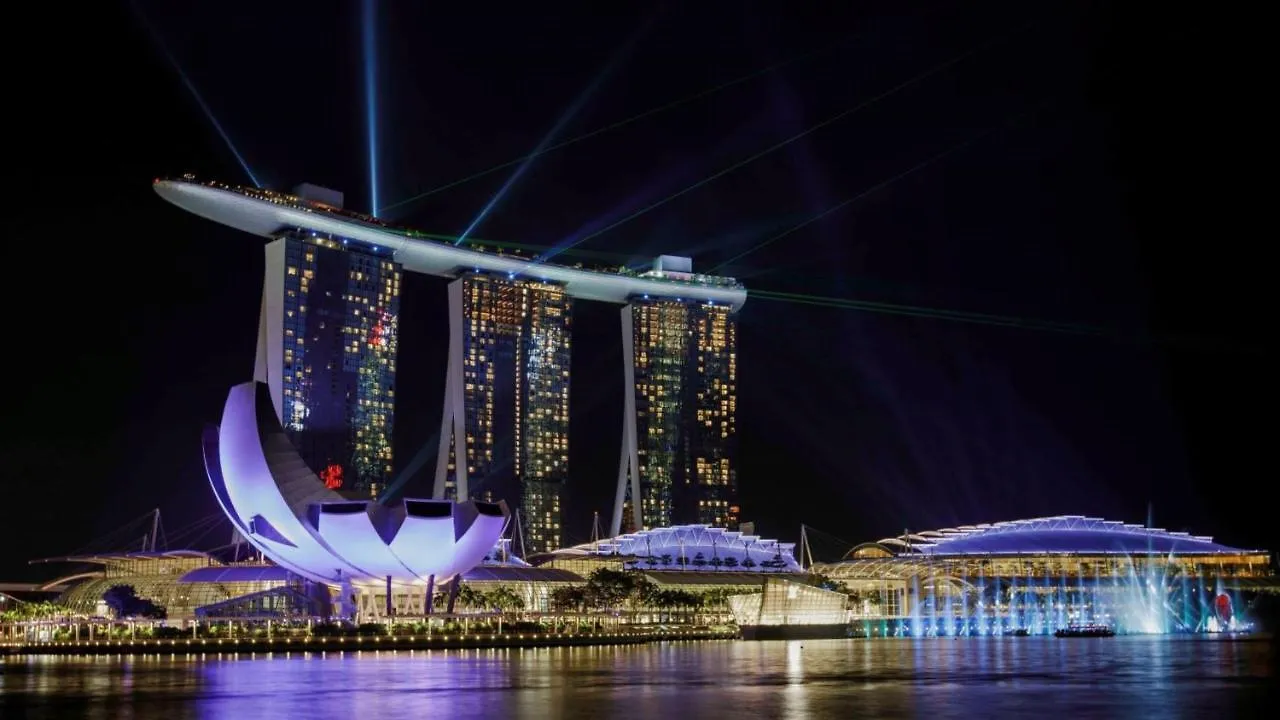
[454,17,653,245]
[363,0,380,216]
[131,1,261,187]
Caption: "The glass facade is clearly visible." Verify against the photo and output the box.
[443,273,571,554]
[277,233,401,498]
[626,299,738,530]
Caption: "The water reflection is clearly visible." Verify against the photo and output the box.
[1,637,1274,720]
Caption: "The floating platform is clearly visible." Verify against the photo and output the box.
[1054,624,1116,638]
[739,624,852,641]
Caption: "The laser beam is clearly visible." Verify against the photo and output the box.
[749,287,1110,337]
[710,101,1053,273]
[453,17,654,244]
[522,16,1044,271]
[130,1,262,188]
[377,14,922,215]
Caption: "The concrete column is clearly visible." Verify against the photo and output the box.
[612,304,642,536]
[434,279,468,499]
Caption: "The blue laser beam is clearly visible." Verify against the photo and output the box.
[130,1,261,187]
[363,0,380,216]
[454,16,654,245]
[520,15,1043,272]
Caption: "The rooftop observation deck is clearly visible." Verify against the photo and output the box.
[154,177,748,310]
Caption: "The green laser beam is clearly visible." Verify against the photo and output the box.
[528,16,1045,264]
[749,289,1268,354]
[747,286,1116,335]
[749,288,1107,336]
[710,101,1052,273]
[379,24,899,215]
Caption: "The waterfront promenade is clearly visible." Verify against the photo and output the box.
[3,627,734,656]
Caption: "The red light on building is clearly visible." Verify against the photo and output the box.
[321,464,344,489]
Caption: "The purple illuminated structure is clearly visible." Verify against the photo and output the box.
[203,381,508,588]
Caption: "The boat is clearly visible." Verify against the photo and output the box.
[1054,624,1116,638]
[1010,628,1031,637]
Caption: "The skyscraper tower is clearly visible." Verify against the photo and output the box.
[434,272,572,553]
[254,186,402,498]
[613,256,739,535]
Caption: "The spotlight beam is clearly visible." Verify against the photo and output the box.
[130,1,261,188]
[710,100,1052,273]
[363,0,380,216]
[521,16,1044,271]
[377,20,900,215]
[453,17,654,244]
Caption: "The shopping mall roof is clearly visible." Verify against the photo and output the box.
[179,565,289,584]
[30,550,215,566]
[551,524,802,571]
[860,516,1260,557]
[462,566,582,583]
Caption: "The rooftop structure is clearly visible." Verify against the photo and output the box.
[857,515,1264,557]
[547,524,801,572]
[817,515,1276,637]
[153,177,747,310]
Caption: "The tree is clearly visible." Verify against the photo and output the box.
[550,586,587,612]
[102,585,166,619]
[456,584,485,610]
[584,568,656,610]
[487,586,525,612]
[810,573,851,595]
[723,556,739,569]
[1,599,70,622]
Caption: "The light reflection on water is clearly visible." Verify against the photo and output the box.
[1,637,1274,719]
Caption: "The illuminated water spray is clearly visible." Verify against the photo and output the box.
[363,0,381,216]
[131,1,261,187]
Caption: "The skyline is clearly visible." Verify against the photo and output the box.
[3,1,1275,580]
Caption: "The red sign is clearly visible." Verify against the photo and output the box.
[321,464,344,489]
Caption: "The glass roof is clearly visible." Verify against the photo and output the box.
[872,516,1255,556]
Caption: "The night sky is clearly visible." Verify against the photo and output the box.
[3,1,1272,578]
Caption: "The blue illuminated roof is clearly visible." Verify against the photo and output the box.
[179,566,292,584]
[550,524,802,572]
[873,516,1257,556]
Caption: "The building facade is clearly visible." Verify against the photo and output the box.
[435,272,572,554]
[255,230,401,498]
[614,258,740,535]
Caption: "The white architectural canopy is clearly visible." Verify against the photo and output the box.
[203,381,508,587]
[552,524,801,571]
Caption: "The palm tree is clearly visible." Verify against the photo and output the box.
[456,584,486,610]
[488,586,525,613]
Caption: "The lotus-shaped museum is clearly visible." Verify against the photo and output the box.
[202,382,508,587]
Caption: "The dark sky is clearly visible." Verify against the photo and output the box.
[3,1,1272,578]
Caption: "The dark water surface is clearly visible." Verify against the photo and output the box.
[2,636,1275,719]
